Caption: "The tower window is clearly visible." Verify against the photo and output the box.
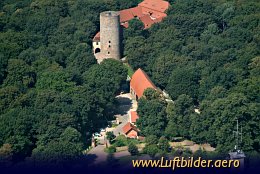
[109,45,111,48]
[108,52,110,54]
[109,41,111,43]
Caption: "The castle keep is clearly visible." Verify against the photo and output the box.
[93,0,170,63]
[93,11,121,63]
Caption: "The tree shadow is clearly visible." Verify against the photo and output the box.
[114,96,132,115]
[106,153,120,168]
[84,154,98,167]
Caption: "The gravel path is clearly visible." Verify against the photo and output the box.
[86,145,107,165]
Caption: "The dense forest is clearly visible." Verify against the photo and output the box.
[0,0,140,166]
[124,0,260,154]
[0,0,259,168]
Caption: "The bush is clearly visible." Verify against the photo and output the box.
[158,136,170,153]
[113,135,128,147]
[128,143,139,156]
[106,146,116,154]
[143,144,159,158]
[171,147,183,157]
[182,148,193,158]
[193,147,207,159]
[145,135,158,145]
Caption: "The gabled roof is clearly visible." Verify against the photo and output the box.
[140,14,155,29]
[93,0,170,43]
[122,122,138,135]
[130,6,143,18]
[130,68,156,98]
[93,32,100,41]
[130,111,139,123]
[138,0,170,13]
[150,10,167,19]
[119,9,135,23]
[119,0,169,29]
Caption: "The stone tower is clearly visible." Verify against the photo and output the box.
[100,11,121,61]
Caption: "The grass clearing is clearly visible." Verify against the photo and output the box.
[124,63,134,78]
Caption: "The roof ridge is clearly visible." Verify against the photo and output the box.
[138,68,156,88]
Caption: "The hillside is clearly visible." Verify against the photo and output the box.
[125,0,260,153]
[0,0,259,169]
[0,0,140,165]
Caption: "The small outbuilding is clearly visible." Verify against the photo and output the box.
[122,122,139,138]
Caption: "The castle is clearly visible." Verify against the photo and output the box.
[92,0,170,63]
[91,0,171,139]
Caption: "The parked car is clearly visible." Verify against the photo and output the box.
[110,120,117,124]
[94,133,102,137]
[100,128,106,132]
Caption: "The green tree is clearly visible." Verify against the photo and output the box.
[106,146,116,154]
[136,98,167,137]
[66,44,96,84]
[165,94,195,139]
[143,144,158,158]
[128,142,139,156]
[0,86,20,112]
[193,147,207,159]
[200,93,260,152]
[32,127,83,164]
[0,144,13,166]
[143,88,160,100]
[166,66,200,100]
[145,135,159,146]
[158,136,170,153]
[124,19,144,37]
[36,68,75,92]
[6,135,32,161]
[83,59,127,123]
[106,132,116,143]
[151,55,189,88]
[3,59,35,89]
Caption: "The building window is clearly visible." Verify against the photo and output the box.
[108,52,110,54]
[109,45,111,48]
[95,48,101,54]
[96,42,98,45]
[109,41,111,43]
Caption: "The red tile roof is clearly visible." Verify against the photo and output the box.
[140,14,155,29]
[130,6,143,18]
[93,32,100,41]
[119,0,169,29]
[130,111,139,123]
[150,10,167,19]
[138,0,170,13]
[122,122,138,135]
[120,9,135,23]
[153,16,164,23]
[93,0,170,42]
[121,22,129,28]
[130,68,156,98]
